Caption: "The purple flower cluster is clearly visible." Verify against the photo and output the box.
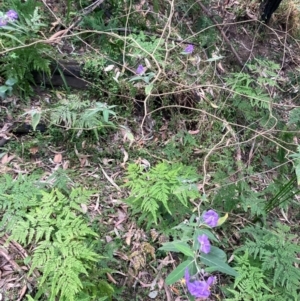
[185,269,216,299]
[185,210,219,299]
[197,210,219,253]
[198,234,211,254]
[203,210,219,227]
[0,9,18,27]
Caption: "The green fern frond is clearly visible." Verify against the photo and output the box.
[0,174,42,233]
[8,187,101,301]
[141,197,160,223]
[124,161,200,226]
[237,223,300,298]
[48,95,116,139]
[225,251,274,301]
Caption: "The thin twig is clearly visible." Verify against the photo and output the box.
[197,1,245,68]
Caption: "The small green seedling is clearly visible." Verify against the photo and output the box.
[0,78,17,99]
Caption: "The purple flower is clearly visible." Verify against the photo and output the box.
[136,64,145,75]
[6,10,18,21]
[183,44,194,54]
[207,276,217,286]
[203,210,219,227]
[198,234,211,254]
[0,18,7,27]
[184,269,213,299]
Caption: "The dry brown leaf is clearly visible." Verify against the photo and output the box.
[142,242,155,260]
[46,29,67,44]
[80,157,89,167]
[29,146,39,155]
[105,236,113,243]
[188,130,200,135]
[50,19,62,32]
[81,204,88,213]
[17,285,27,301]
[102,158,114,165]
[1,270,14,276]
[125,228,134,246]
[1,154,15,164]
[53,153,63,163]
[106,272,117,284]
[114,251,129,261]
[217,62,225,73]
[55,91,65,99]
[99,164,121,191]
[62,160,69,170]
[121,148,129,168]
[158,277,164,290]
[130,252,145,272]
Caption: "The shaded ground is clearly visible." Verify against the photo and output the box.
[0,0,300,300]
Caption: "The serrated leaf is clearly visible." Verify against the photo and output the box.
[165,259,193,285]
[200,253,238,277]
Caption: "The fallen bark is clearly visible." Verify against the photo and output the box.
[34,59,88,89]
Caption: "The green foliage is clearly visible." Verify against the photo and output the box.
[82,57,123,99]
[224,251,273,301]
[236,223,300,300]
[0,77,17,99]
[290,146,300,185]
[0,173,43,234]
[9,188,113,301]
[127,31,165,65]
[162,131,198,163]
[264,175,299,212]
[0,173,114,300]
[40,168,75,194]
[81,5,120,33]
[0,2,51,97]
[226,58,280,115]
[48,94,117,140]
[213,181,266,217]
[288,107,300,128]
[124,161,200,226]
[159,213,237,285]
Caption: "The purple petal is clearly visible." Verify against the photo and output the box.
[198,234,211,254]
[203,210,219,227]
[136,64,145,75]
[187,280,210,298]
[184,44,194,54]
[206,276,216,286]
[185,269,215,299]
[6,10,18,20]
[184,268,190,282]
[0,18,7,27]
